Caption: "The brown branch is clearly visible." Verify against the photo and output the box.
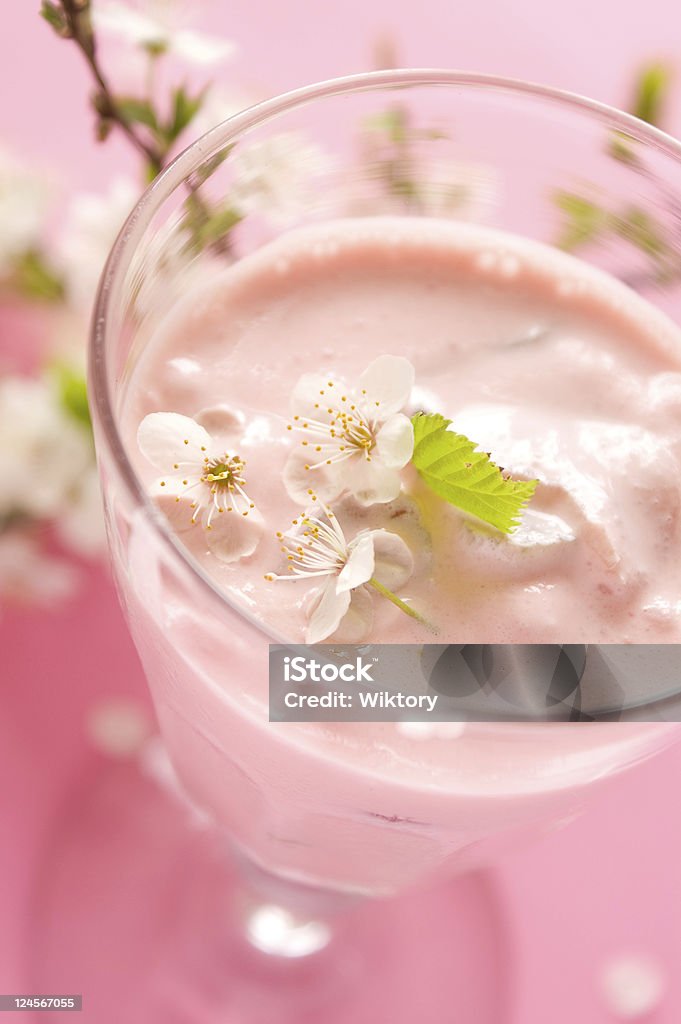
[59,0,165,174]
[47,1,235,257]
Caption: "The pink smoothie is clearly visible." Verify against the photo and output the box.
[119,219,681,893]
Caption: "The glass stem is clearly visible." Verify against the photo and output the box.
[230,849,360,959]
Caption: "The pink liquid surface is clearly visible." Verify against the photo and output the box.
[120,219,681,893]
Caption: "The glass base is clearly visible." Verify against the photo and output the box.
[29,751,511,1023]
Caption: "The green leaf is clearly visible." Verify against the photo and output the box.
[182,196,242,252]
[611,205,669,257]
[193,144,235,185]
[631,63,671,126]
[411,412,537,533]
[54,364,91,428]
[553,191,608,251]
[610,206,680,278]
[117,96,158,131]
[53,364,91,430]
[608,131,640,166]
[10,250,65,302]
[165,85,205,144]
[363,106,409,144]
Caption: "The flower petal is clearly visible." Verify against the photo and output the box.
[92,3,162,46]
[283,447,343,504]
[306,578,351,644]
[331,587,374,643]
[173,30,235,67]
[290,372,343,420]
[152,481,199,534]
[370,530,414,590]
[358,356,415,418]
[337,532,375,593]
[205,507,264,563]
[138,412,212,470]
[344,458,402,506]
[375,414,414,468]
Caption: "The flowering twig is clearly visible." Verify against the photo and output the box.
[553,61,681,288]
[41,0,236,254]
[41,0,166,175]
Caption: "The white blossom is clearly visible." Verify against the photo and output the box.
[0,147,50,275]
[189,86,259,139]
[0,373,105,560]
[600,954,666,1019]
[284,355,415,507]
[266,506,413,643]
[85,697,152,758]
[0,376,93,522]
[0,530,78,608]
[57,465,107,557]
[230,133,334,227]
[137,410,263,562]
[92,0,235,66]
[59,177,140,311]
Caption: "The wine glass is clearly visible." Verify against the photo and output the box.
[39,71,681,1023]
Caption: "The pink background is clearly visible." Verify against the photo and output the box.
[2,2,681,1021]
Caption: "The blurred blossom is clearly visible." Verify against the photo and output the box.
[0,375,95,532]
[0,148,50,275]
[56,466,106,557]
[0,530,78,608]
[230,133,334,227]
[85,697,152,758]
[0,371,104,562]
[92,0,235,66]
[59,177,140,312]
[189,86,260,140]
[600,954,666,1019]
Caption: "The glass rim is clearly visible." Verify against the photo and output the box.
[89,67,681,640]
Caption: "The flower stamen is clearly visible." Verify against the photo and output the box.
[284,357,415,508]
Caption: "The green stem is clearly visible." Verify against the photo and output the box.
[368,577,433,630]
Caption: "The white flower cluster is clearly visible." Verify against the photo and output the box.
[0,0,332,615]
[58,177,141,313]
[138,357,420,642]
[137,409,264,563]
[0,147,50,275]
[228,133,334,228]
[0,375,104,556]
[55,134,333,314]
[266,508,414,644]
[0,529,79,610]
[284,355,415,507]
[92,0,234,66]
